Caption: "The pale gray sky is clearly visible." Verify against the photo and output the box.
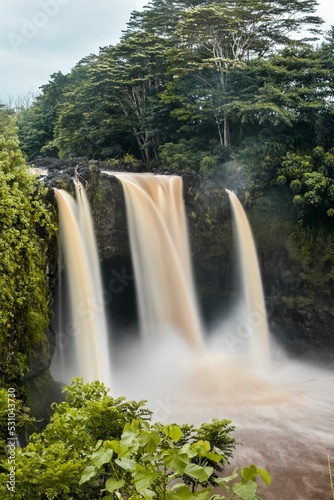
[0,0,148,102]
[0,0,334,104]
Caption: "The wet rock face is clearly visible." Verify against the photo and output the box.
[261,248,334,364]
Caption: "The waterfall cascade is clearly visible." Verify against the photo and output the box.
[225,189,270,372]
[53,182,111,387]
[53,176,270,378]
[108,172,203,348]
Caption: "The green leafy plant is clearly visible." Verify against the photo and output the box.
[0,109,57,391]
[81,418,270,499]
[276,147,334,224]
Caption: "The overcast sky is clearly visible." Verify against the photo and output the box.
[1,0,334,104]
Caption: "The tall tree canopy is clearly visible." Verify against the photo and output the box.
[15,0,325,162]
[12,0,334,227]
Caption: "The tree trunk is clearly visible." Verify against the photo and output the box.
[223,115,230,147]
[211,97,224,147]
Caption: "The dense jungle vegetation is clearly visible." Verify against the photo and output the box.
[0,109,56,393]
[11,0,334,226]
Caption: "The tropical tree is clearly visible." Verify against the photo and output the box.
[175,0,323,147]
[97,32,172,163]
[80,419,270,499]
[48,57,104,159]
[17,72,69,159]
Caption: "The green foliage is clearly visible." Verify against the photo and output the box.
[0,378,270,499]
[175,418,236,486]
[0,109,56,390]
[17,72,69,159]
[0,378,151,499]
[14,0,327,168]
[11,0,334,220]
[277,147,334,223]
[160,140,201,171]
[81,418,269,499]
[0,389,36,459]
[159,140,220,171]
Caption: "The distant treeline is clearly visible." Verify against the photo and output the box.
[7,0,334,224]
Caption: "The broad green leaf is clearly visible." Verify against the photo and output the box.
[163,448,190,474]
[105,477,125,493]
[130,419,141,432]
[181,443,197,458]
[193,488,212,499]
[93,439,103,451]
[191,440,211,457]
[79,465,97,485]
[257,468,271,486]
[91,446,114,468]
[233,480,257,500]
[123,421,132,432]
[139,488,156,499]
[103,439,115,449]
[242,464,258,482]
[110,440,132,458]
[140,420,151,431]
[217,467,238,483]
[134,470,159,492]
[115,457,137,471]
[163,424,183,443]
[141,452,163,463]
[166,485,193,500]
[139,430,161,453]
[121,429,141,450]
[206,451,222,463]
[184,463,213,482]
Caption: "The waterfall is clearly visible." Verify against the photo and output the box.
[225,189,270,371]
[109,172,203,348]
[51,174,334,500]
[54,182,111,387]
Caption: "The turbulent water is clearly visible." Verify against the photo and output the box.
[53,176,334,499]
[113,336,334,500]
